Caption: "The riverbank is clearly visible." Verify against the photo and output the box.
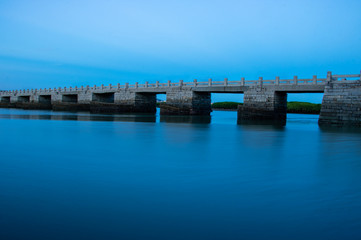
[211,101,321,114]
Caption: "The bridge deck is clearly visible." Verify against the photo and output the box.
[0,77,331,96]
[0,72,359,96]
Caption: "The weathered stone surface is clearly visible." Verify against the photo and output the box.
[52,103,90,111]
[0,102,15,108]
[160,88,211,115]
[15,102,52,110]
[319,81,361,126]
[90,91,156,113]
[238,87,287,125]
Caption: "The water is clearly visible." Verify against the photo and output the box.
[1,108,361,240]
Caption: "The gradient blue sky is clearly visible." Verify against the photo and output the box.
[1,0,360,102]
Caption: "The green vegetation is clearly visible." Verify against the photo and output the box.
[156,102,167,108]
[211,102,242,110]
[287,101,321,114]
[211,101,321,114]
[158,101,321,114]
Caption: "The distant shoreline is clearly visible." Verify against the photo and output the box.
[211,108,320,114]
[211,101,321,114]
[157,101,321,114]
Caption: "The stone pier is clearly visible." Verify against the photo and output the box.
[160,88,211,115]
[319,80,361,126]
[237,87,287,125]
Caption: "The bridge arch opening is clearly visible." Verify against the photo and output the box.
[18,96,30,103]
[62,94,78,103]
[286,93,323,115]
[92,92,114,103]
[211,93,244,111]
[156,93,166,110]
[1,96,10,103]
[39,95,52,104]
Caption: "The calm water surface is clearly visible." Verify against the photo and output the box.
[1,108,361,240]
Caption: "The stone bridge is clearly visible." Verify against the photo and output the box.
[1,71,361,126]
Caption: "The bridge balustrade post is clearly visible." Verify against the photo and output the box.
[208,78,212,86]
[293,76,298,85]
[313,75,317,84]
[109,84,112,89]
[241,77,245,86]
[275,76,280,85]
[125,83,129,89]
[168,80,171,87]
[117,83,120,89]
[156,81,159,87]
[258,77,263,87]
[327,71,332,82]
[135,82,138,88]
[101,84,104,90]
[224,78,228,86]
[94,85,96,90]
[86,85,89,90]
[145,81,148,88]
[194,79,197,87]
[70,87,72,91]
[179,80,183,87]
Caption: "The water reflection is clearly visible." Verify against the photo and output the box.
[237,119,286,127]
[0,112,157,122]
[1,109,361,240]
[319,125,361,134]
[0,109,214,124]
[160,115,211,124]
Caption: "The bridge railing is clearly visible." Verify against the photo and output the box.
[331,73,361,82]
[1,72,360,96]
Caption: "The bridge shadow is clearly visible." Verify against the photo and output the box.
[0,109,214,124]
[160,115,211,124]
[319,125,361,134]
[237,119,286,129]
[0,111,157,123]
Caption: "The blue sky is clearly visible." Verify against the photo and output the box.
[0,0,360,102]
